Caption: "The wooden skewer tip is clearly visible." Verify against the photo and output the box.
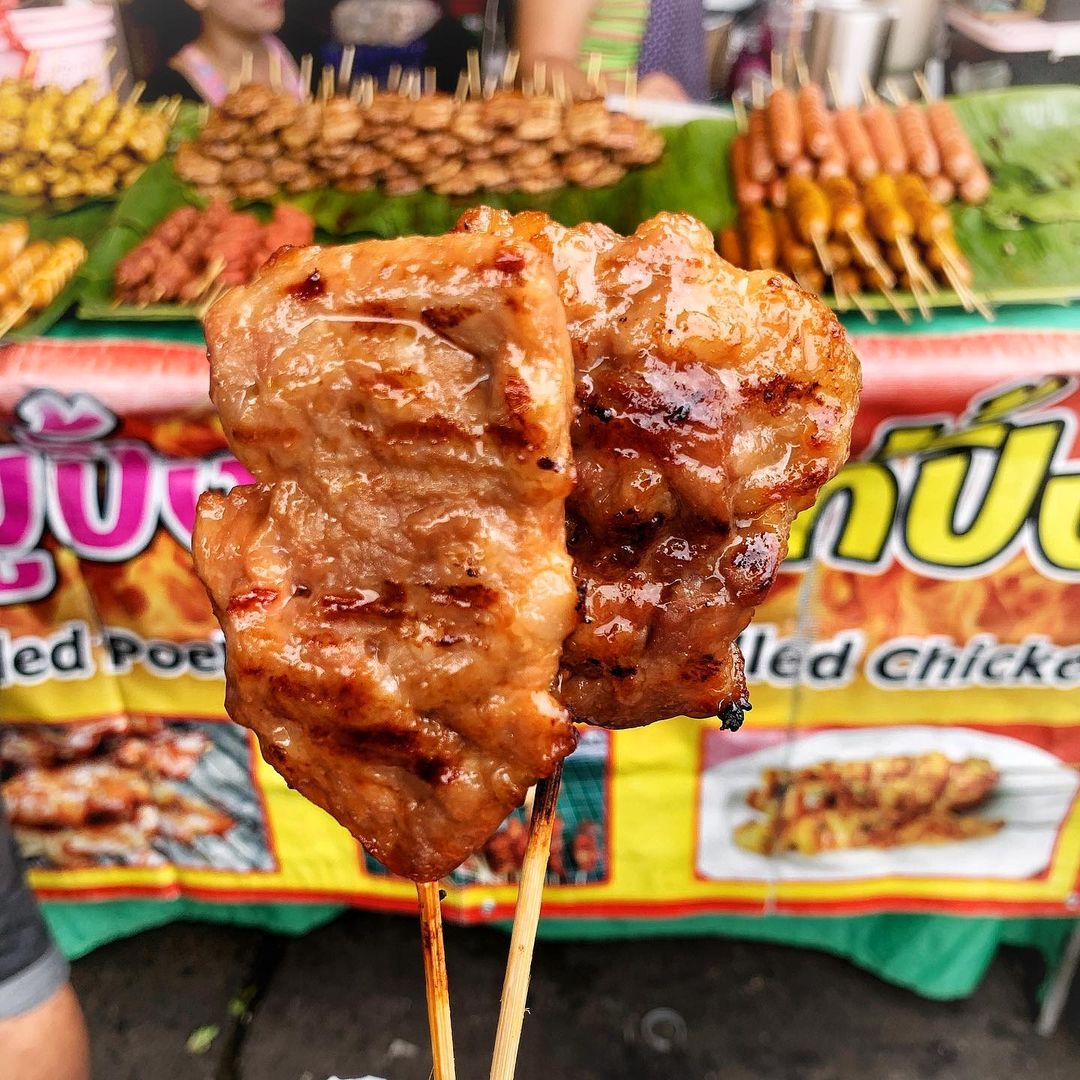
[488,763,564,1080]
[418,881,457,1080]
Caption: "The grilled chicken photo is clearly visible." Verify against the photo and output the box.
[194,211,859,882]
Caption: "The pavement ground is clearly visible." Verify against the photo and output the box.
[71,909,1080,1080]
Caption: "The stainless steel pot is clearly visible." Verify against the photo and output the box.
[807,1,898,104]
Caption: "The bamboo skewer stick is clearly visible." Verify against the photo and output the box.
[847,228,894,288]
[339,44,356,88]
[240,50,254,86]
[534,60,547,96]
[810,228,834,275]
[731,95,748,135]
[417,881,457,1080]
[488,763,564,1080]
[913,69,933,104]
[502,49,520,88]
[299,54,313,102]
[770,49,784,90]
[388,63,403,93]
[319,64,335,101]
[269,46,283,92]
[425,65,438,96]
[896,233,936,294]
[586,52,602,91]
[624,67,637,101]
[454,70,470,102]
[467,49,483,97]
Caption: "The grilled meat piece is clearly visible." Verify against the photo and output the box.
[193,233,579,882]
[456,208,860,728]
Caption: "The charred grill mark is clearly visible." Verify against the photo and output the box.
[286,268,324,301]
[318,725,459,787]
[503,375,531,416]
[757,374,820,408]
[421,305,476,334]
[682,653,726,682]
[612,510,666,547]
[426,583,498,609]
[719,696,751,731]
[486,421,534,453]
[586,399,615,423]
[372,581,407,618]
[232,425,300,443]
[493,247,526,274]
[358,300,394,320]
[537,456,559,471]
[609,664,637,678]
[228,587,278,613]
[387,415,470,442]
[665,402,692,424]
[321,592,378,616]
[293,583,312,598]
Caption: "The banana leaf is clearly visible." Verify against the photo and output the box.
[290,118,734,238]
[77,119,736,320]
[0,201,114,341]
[76,85,1080,325]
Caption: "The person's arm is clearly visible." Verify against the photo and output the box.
[0,983,90,1080]
[515,0,598,98]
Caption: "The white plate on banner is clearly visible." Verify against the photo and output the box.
[697,726,1080,883]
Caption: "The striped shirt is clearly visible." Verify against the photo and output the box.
[581,0,651,74]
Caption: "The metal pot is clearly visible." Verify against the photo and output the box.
[807,1,898,104]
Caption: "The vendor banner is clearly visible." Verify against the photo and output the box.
[1,328,1080,921]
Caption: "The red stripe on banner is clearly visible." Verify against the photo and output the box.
[0,337,210,415]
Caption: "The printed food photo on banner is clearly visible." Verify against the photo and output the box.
[2,6,1080,1076]
[362,729,610,889]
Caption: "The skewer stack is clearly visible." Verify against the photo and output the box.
[726,59,992,321]
[0,74,177,200]
[176,52,664,202]
[112,201,314,308]
[731,58,990,213]
[0,220,86,336]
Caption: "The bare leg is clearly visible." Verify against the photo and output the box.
[0,982,90,1080]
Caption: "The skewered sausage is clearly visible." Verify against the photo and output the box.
[927,174,955,204]
[833,106,879,182]
[926,98,978,183]
[767,86,802,165]
[717,226,745,268]
[861,101,908,176]
[743,204,778,270]
[747,108,775,183]
[798,83,834,159]
[958,161,991,205]
[896,103,941,179]
[730,134,765,207]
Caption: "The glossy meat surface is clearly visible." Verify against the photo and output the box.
[193,235,578,881]
[456,208,860,728]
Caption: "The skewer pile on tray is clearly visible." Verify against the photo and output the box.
[176,50,664,202]
[112,201,314,308]
[0,74,176,200]
[0,220,87,335]
[725,60,992,321]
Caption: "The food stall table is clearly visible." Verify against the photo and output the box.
[2,302,1077,1018]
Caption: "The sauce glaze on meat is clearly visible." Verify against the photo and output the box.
[193,234,578,881]
[456,209,861,729]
